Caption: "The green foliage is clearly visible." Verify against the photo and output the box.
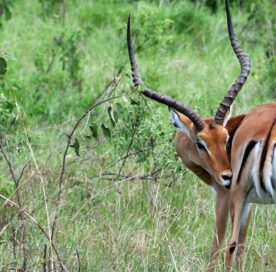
[70,137,80,156]
[247,0,275,58]
[25,29,84,122]
[0,93,17,137]
[0,0,12,27]
[107,104,116,127]
[0,56,7,76]
[0,175,15,195]
[243,0,276,104]
[39,0,64,17]
[106,92,177,172]
[89,123,99,140]
[55,31,83,90]
[0,0,275,270]
[262,56,276,98]
[101,123,111,140]
[171,1,211,41]
[134,2,175,49]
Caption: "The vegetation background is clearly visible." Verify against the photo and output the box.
[0,0,275,271]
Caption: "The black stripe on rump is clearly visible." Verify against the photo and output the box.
[259,120,276,192]
[237,140,258,184]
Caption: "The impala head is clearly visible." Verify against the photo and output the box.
[171,110,232,187]
[127,0,250,188]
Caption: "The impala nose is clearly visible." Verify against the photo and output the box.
[221,171,232,190]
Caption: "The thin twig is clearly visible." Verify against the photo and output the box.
[0,221,10,236]
[45,52,56,74]
[12,227,17,267]
[0,142,28,271]
[89,170,161,182]
[76,249,81,272]
[116,124,137,178]
[43,244,47,272]
[102,150,144,174]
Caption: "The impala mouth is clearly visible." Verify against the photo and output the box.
[222,179,232,190]
[224,183,231,190]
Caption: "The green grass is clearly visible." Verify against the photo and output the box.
[0,0,275,271]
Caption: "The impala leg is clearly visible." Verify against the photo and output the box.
[236,204,252,272]
[208,191,229,272]
[225,189,246,271]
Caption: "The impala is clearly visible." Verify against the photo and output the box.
[127,0,251,270]
[224,102,276,271]
[174,113,251,271]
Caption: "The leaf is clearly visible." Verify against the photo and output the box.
[5,8,12,21]
[137,84,144,92]
[5,52,17,62]
[108,105,116,126]
[101,124,111,140]
[70,137,80,156]
[114,102,124,121]
[89,124,99,139]
[130,98,140,105]
[0,57,7,76]
[116,102,123,113]
[122,94,128,103]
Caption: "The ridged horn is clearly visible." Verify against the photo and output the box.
[127,15,206,131]
[213,0,251,125]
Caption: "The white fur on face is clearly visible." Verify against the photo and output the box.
[169,108,192,139]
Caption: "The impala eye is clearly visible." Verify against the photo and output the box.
[196,141,207,151]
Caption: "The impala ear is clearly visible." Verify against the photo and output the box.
[225,113,246,135]
[169,108,195,139]
[223,105,233,127]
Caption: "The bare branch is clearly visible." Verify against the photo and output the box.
[116,124,137,178]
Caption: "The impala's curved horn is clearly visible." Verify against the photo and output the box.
[213,0,250,126]
[127,15,206,131]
